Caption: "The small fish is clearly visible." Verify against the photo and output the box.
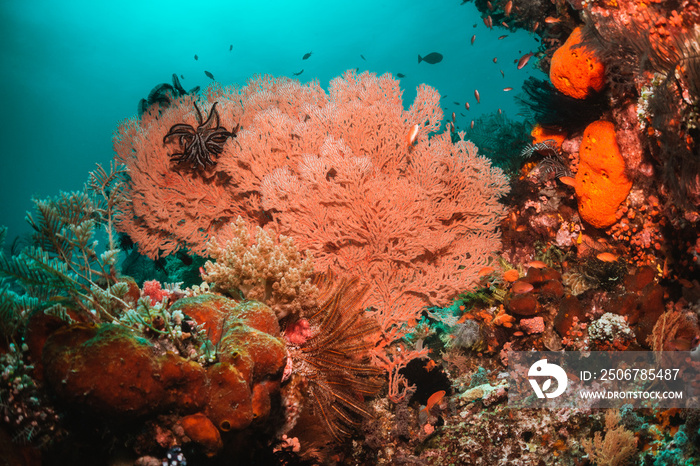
[498,108,502,115]
[487,1,493,10]
[596,252,619,262]
[666,339,693,351]
[418,52,443,64]
[453,101,460,105]
[504,0,513,16]
[503,87,513,91]
[451,112,456,122]
[180,74,185,79]
[500,70,505,78]
[545,16,560,24]
[503,269,520,282]
[302,51,313,60]
[528,260,548,269]
[397,73,406,78]
[471,34,476,45]
[513,331,524,337]
[204,70,215,80]
[465,102,470,110]
[512,280,534,294]
[424,360,437,372]
[517,52,534,69]
[460,112,465,117]
[470,120,475,129]
[678,278,694,288]
[559,176,576,187]
[194,54,198,60]
[360,54,366,61]
[407,124,420,147]
[515,225,527,232]
[229,45,233,51]
[484,15,493,29]
[533,22,540,31]
[501,21,510,28]
[498,35,508,40]
[474,89,480,103]
[293,69,304,76]
[422,390,446,416]
[478,266,496,277]
[493,57,498,63]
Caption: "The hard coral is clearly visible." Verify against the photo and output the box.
[575,120,633,228]
[550,27,606,99]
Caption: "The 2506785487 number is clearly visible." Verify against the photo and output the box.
[599,368,680,381]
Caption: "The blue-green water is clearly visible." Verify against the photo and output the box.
[0,0,541,243]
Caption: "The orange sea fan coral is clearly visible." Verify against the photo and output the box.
[114,70,509,368]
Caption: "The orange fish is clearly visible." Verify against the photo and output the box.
[493,57,498,63]
[545,16,560,24]
[498,35,508,40]
[501,21,510,28]
[503,87,513,91]
[512,280,534,294]
[515,225,527,232]
[470,120,475,129]
[559,176,576,187]
[504,0,513,16]
[452,112,456,122]
[517,52,533,69]
[478,266,496,277]
[498,108,502,115]
[487,1,493,10]
[678,278,694,288]
[424,360,438,372]
[596,252,619,262]
[422,390,446,416]
[503,269,520,282]
[513,331,524,337]
[465,102,470,110]
[471,34,476,45]
[474,89,480,103]
[407,124,420,146]
[528,260,548,269]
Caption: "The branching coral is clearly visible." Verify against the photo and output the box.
[0,163,131,338]
[202,216,319,319]
[582,409,637,466]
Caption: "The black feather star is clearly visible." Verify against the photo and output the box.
[163,101,239,170]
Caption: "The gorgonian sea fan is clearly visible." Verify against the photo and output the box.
[114,70,509,365]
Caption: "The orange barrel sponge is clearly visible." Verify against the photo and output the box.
[550,27,605,99]
[574,120,632,228]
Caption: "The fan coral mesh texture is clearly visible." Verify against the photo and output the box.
[114,71,509,365]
